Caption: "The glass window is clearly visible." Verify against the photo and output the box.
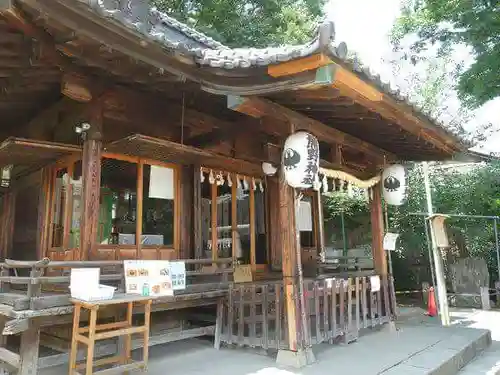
[216,175,232,259]
[236,177,251,264]
[98,158,137,245]
[299,195,315,248]
[201,171,212,258]
[50,168,68,248]
[69,161,82,248]
[254,181,267,264]
[142,164,175,246]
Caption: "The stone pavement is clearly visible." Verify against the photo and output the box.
[40,307,500,375]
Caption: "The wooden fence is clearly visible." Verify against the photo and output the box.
[218,275,392,350]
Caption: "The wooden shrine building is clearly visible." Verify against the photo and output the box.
[0,0,465,372]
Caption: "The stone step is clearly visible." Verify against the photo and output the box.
[457,342,500,375]
[382,327,491,375]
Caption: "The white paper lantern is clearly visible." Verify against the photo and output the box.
[382,164,407,206]
[282,131,320,189]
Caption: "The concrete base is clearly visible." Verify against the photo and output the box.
[276,347,316,368]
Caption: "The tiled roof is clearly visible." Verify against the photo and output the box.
[90,0,227,51]
[85,0,459,141]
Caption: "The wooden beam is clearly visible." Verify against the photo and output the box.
[20,97,83,140]
[326,64,458,154]
[228,95,396,164]
[371,184,387,276]
[0,4,78,73]
[331,65,383,102]
[185,129,230,148]
[268,53,332,78]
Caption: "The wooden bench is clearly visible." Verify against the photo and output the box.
[0,258,233,374]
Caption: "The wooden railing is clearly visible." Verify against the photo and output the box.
[217,275,392,350]
[0,257,234,314]
[317,256,374,273]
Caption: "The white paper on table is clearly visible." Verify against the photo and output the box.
[70,268,99,290]
[148,165,174,200]
[383,232,400,251]
[370,275,381,292]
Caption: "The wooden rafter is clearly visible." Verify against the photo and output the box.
[228,95,396,164]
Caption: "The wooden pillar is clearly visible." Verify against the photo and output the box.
[371,184,387,276]
[0,191,16,260]
[18,321,40,375]
[79,103,103,261]
[179,165,193,259]
[267,177,282,271]
[193,166,202,259]
[278,177,301,352]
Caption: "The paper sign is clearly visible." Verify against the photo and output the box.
[124,260,186,296]
[148,165,174,200]
[370,275,381,292]
[234,265,253,283]
[70,268,99,290]
[383,232,400,251]
[298,200,313,231]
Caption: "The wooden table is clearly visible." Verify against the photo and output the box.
[69,294,153,375]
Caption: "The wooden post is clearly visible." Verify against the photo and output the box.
[136,162,144,259]
[179,165,193,259]
[371,184,387,276]
[18,321,40,375]
[0,191,16,260]
[193,166,202,259]
[79,103,103,260]
[278,178,300,351]
[267,177,282,271]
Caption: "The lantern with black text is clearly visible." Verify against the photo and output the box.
[382,164,407,206]
[282,131,320,189]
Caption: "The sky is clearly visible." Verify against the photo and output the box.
[326,0,500,154]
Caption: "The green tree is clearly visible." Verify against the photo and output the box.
[151,0,326,48]
[389,162,500,290]
[390,0,500,108]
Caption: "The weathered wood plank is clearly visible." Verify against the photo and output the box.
[262,285,269,350]
[314,281,321,344]
[362,277,368,329]
[214,298,223,350]
[339,280,345,335]
[355,277,360,333]
[0,347,20,369]
[249,286,257,347]
[322,280,329,342]
[227,285,234,345]
[18,322,40,375]
[237,285,244,345]
[330,280,337,342]
[3,318,29,335]
[0,293,29,310]
[275,285,281,348]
